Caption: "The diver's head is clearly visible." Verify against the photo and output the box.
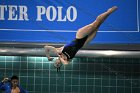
[53,58,62,69]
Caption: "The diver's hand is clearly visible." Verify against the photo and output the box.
[48,57,54,61]
[2,78,9,83]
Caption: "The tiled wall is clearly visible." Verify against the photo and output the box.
[0,56,139,93]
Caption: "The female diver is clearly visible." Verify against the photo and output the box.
[44,6,118,69]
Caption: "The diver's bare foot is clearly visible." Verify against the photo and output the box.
[107,6,118,14]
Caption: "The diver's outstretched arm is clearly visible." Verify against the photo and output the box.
[44,45,58,61]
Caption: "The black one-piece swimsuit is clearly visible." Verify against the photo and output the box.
[62,36,88,59]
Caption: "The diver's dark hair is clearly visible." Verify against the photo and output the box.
[53,60,62,73]
[11,75,19,80]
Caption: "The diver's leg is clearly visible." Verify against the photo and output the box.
[76,6,118,40]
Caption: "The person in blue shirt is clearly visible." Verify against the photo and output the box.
[0,75,28,93]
